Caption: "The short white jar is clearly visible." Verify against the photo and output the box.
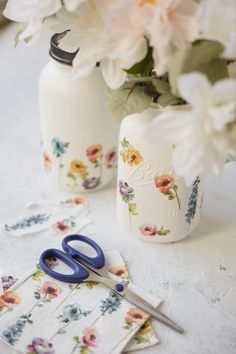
[117,108,203,243]
[39,32,118,192]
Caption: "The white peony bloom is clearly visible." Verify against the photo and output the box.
[147,73,236,185]
[57,1,128,88]
[136,0,200,76]
[198,0,236,59]
[3,0,85,42]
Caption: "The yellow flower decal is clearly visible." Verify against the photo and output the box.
[70,160,88,174]
[32,270,45,281]
[120,138,143,166]
[128,203,138,216]
[137,320,154,336]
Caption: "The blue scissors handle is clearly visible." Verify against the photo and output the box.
[62,234,105,269]
[39,234,105,283]
[40,248,89,283]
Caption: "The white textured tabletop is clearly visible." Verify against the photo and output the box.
[0,23,236,354]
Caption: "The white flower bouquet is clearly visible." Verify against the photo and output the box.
[3,0,236,184]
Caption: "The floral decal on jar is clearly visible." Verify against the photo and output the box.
[26,337,55,354]
[71,328,100,354]
[42,152,52,172]
[139,223,170,236]
[51,137,69,185]
[82,177,101,190]
[105,147,117,168]
[67,144,116,191]
[119,180,138,222]
[120,138,143,166]
[154,174,181,210]
[123,308,149,330]
[185,176,200,228]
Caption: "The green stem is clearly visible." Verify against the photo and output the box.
[99,155,103,181]
[50,321,70,341]
[70,344,79,354]
[26,294,46,316]
[173,187,181,210]
[58,156,62,186]
[52,284,80,314]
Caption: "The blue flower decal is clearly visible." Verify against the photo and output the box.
[100,291,123,315]
[185,176,200,225]
[2,315,32,345]
[52,137,69,158]
[62,303,90,322]
[4,213,51,232]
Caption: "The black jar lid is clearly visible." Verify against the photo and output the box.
[49,31,78,66]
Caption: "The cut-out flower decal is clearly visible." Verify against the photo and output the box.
[0,291,21,310]
[1,276,18,291]
[71,328,100,354]
[34,281,62,301]
[124,307,149,330]
[26,337,55,354]
[154,174,181,210]
[4,213,51,233]
[62,303,91,322]
[63,196,86,206]
[82,327,100,347]
[108,264,129,279]
[100,291,123,315]
[139,223,170,236]
[120,138,143,166]
[52,216,76,234]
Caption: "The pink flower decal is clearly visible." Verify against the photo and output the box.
[105,147,116,167]
[53,221,71,234]
[108,264,128,279]
[86,144,102,162]
[40,281,62,299]
[139,224,171,236]
[82,327,100,347]
[139,224,157,236]
[125,308,149,325]
[64,196,86,206]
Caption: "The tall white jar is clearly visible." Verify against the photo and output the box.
[39,32,118,192]
[117,108,203,243]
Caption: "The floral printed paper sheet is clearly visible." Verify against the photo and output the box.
[1,196,90,237]
[0,251,159,354]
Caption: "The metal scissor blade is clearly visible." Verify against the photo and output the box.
[125,289,184,334]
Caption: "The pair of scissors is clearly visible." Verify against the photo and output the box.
[40,234,184,334]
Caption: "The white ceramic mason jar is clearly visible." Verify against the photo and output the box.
[117,108,203,243]
[39,32,118,192]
